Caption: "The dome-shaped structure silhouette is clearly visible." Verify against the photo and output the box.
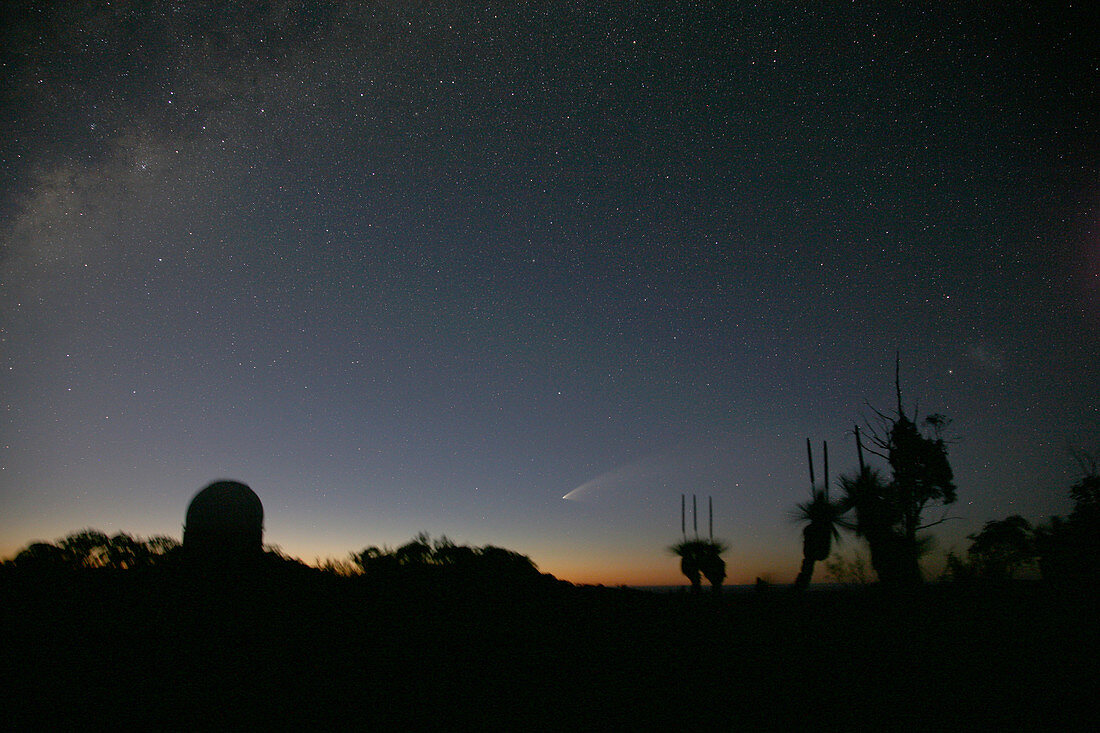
[184,480,264,561]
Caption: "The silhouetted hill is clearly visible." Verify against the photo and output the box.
[2,563,1095,730]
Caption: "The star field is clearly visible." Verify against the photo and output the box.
[1,2,1097,584]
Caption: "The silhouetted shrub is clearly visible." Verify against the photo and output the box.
[8,530,180,571]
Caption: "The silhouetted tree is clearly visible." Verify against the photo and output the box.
[104,532,156,569]
[354,545,400,578]
[60,529,112,568]
[673,541,702,592]
[965,515,1035,580]
[791,488,845,589]
[1035,451,1100,581]
[1034,517,1074,581]
[699,548,727,594]
[847,364,958,586]
[670,539,727,594]
[395,534,434,566]
[1068,453,1100,570]
[352,534,540,585]
[475,545,524,570]
[143,535,181,563]
[9,529,180,571]
[882,412,956,583]
[433,538,478,568]
[13,541,68,569]
[837,467,908,584]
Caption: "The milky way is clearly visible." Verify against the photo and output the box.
[1,2,1097,584]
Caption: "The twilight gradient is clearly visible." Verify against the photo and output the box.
[1,2,1097,584]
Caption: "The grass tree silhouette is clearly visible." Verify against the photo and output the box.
[837,467,906,584]
[670,539,727,594]
[670,494,727,593]
[791,439,845,589]
[791,489,846,590]
[699,544,727,594]
[671,539,702,592]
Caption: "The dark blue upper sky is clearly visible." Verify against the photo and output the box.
[1,1,1096,583]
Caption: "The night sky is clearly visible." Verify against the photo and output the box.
[2,2,1097,584]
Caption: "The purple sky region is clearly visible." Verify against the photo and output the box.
[1,2,1097,584]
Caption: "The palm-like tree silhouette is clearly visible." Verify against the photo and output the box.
[836,467,905,584]
[672,540,702,591]
[699,546,727,594]
[791,489,846,589]
[670,539,728,593]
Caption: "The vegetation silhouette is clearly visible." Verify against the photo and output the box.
[2,476,1098,728]
[793,363,958,587]
[352,532,555,593]
[851,366,956,585]
[10,528,179,571]
[791,489,845,589]
[1033,451,1100,583]
[791,439,845,589]
[669,539,727,594]
[834,467,910,584]
[955,515,1035,581]
[823,549,873,585]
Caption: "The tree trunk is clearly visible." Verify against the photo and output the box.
[900,514,924,585]
[793,555,815,590]
[681,557,702,593]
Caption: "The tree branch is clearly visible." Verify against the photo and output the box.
[917,509,959,531]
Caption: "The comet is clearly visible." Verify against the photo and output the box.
[560,435,751,506]
[560,447,690,503]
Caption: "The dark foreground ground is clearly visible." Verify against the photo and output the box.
[2,565,1096,731]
